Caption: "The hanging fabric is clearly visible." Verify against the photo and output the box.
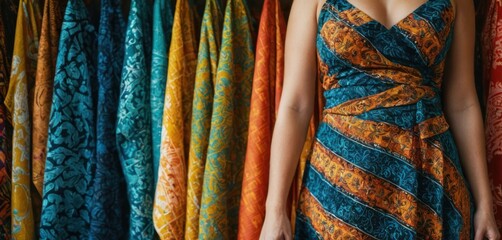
[0,10,17,95]
[482,0,502,231]
[5,0,42,238]
[150,0,174,185]
[0,0,18,237]
[32,0,67,232]
[185,0,224,238]
[39,0,97,238]
[0,0,19,85]
[237,0,286,238]
[198,0,255,238]
[153,0,198,237]
[116,0,155,238]
[91,0,128,237]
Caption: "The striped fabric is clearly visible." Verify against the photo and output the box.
[294,0,475,239]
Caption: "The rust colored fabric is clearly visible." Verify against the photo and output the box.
[31,0,67,227]
[482,0,502,231]
[236,0,286,238]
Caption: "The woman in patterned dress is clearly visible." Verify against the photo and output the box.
[260,0,501,239]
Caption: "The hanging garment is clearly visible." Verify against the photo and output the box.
[153,0,198,237]
[0,105,11,239]
[116,0,155,238]
[482,0,502,231]
[185,0,223,238]
[295,0,475,238]
[198,0,255,238]
[237,0,285,238]
[32,0,67,231]
[5,0,41,238]
[91,0,128,238]
[0,0,19,87]
[150,0,174,184]
[0,1,18,238]
[39,0,97,238]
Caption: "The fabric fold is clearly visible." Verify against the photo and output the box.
[5,0,42,238]
[116,0,155,238]
[198,0,255,238]
[32,1,67,231]
[150,0,174,185]
[39,0,97,238]
[185,0,224,238]
[90,0,128,237]
[237,0,286,238]
[153,0,198,237]
[0,0,18,237]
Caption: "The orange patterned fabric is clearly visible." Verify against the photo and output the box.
[237,0,286,238]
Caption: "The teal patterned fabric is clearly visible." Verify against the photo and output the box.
[91,0,128,238]
[116,0,155,238]
[150,0,174,184]
[39,0,97,238]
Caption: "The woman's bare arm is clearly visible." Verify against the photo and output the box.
[442,0,499,239]
[264,0,318,215]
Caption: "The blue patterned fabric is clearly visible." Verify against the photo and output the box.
[116,0,155,238]
[90,0,128,238]
[294,0,475,239]
[39,0,97,238]
[150,0,174,184]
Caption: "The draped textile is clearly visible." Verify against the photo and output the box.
[185,0,223,238]
[0,0,19,88]
[39,0,97,238]
[153,0,198,237]
[150,0,174,185]
[198,0,255,238]
[91,0,128,237]
[482,0,502,231]
[5,0,41,238]
[116,0,155,238]
[0,105,11,239]
[0,1,18,238]
[237,0,285,238]
[31,2,67,230]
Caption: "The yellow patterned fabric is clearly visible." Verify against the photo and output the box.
[198,0,255,238]
[153,0,198,238]
[185,0,223,238]
[4,0,41,238]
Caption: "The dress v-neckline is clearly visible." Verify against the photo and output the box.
[340,0,430,30]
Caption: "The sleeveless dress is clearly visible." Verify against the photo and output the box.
[294,0,475,239]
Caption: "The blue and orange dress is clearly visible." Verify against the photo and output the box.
[294,0,475,239]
